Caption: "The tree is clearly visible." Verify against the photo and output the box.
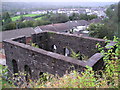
[69,13,80,20]
[88,14,98,20]
[24,21,34,27]
[49,13,69,23]
[79,14,98,21]
[118,2,120,22]
[79,14,88,20]
[17,22,26,29]
[34,20,51,27]
[2,22,16,31]
[105,2,120,38]
[2,12,12,24]
[19,15,24,21]
[87,23,114,40]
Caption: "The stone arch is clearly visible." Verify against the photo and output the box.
[12,59,18,75]
[39,72,44,79]
[64,47,70,56]
[24,65,31,81]
[52,45,57,53]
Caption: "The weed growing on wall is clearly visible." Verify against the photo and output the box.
[70,48,88,61]
[1,36,120,88]
[31,43,39,48]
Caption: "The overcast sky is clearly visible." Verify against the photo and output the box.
[2,0,120,2]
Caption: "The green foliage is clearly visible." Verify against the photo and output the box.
[34,17,43,20]
[70,48,88,60]
[80,14,98,21]
[70,49,80,59]
[2,12,12,24]
[24,21,34,27]
[49,13,69,23]
[17,22,26,29]
[69,13,80,20]
[69,13,98,21]
[11,16,21,21]
[87,23,114,40]
[2,22,16,31]
[0,65,15,88]
[89,2,119,39]
[1,37,120,88]
[11,14,41,21]
[96,36,120,87]
[104,2,120,38]
[41,37,119,88]
[19,15,24,21]
[31,43,39,48]
[33,20,51,27]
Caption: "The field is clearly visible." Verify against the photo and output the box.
[11,14,41,21]
[34,16,44,20]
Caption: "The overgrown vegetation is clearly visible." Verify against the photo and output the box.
[31,43,39,48]
[70,48,88,61]
[87,2,120,39]
[0,37,119,88]
[1,11,98,31]
[39,36,119,88]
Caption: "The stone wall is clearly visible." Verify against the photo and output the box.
[3,31,114,80]
[3,39,88,79]
[32,31,106,58]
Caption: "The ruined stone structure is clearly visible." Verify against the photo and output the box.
[3,31,114,80]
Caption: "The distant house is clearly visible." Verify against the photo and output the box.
[89,18,102,24]
[16,12,21,15]
[65,20,89,33]
[65,20,89,28]
[39,23,70,32]
[37,20,90,33]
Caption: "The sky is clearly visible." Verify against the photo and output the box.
[2,0,120,2]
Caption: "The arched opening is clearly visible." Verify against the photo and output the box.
[12,59,18,77]
[24,65,31,82]
[39,72,44,79]
[52,45,57,53]
[64,48,70,56]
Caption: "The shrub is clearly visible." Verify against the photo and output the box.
[1,37,120,88]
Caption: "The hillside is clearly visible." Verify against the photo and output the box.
[2,2,117,12]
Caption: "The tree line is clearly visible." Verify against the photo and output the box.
[87,2,120,40]
[1,12,98,31]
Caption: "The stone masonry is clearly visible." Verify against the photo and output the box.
[3,31,115,80]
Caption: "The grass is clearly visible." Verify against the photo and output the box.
[12,16,20,21]
[23,14,40,17]
[11,14,41,21]
[34,17,43,20]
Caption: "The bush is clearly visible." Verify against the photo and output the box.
[1,37,120,88]
[2,22,16,31]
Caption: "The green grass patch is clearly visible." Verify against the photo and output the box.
[11,16,20,21]
[35,17,43,20]
[11,14,41,21]
[23,14,40,17]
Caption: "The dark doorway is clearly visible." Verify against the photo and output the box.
[24,65,31,81]
[12,59,18,76]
